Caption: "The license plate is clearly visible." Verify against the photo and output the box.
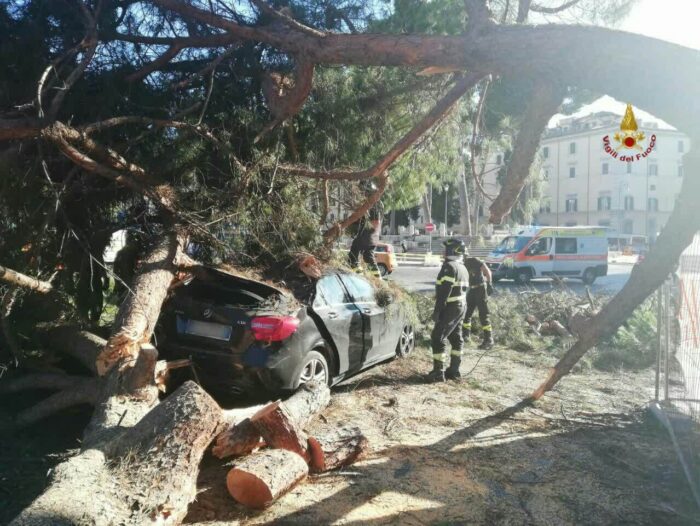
[180,317,232,341]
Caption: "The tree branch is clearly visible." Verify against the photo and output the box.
[488,81,565,223]
[530,0,582,14]
[283,72,484,181]
[125,44,184,82]
[0,265,53,293]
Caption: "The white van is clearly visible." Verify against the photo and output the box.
[485,226,609,285]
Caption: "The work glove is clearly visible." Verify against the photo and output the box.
[486,283,494,296]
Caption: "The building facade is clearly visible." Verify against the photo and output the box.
[534,111,690,241]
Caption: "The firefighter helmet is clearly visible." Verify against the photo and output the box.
[443,238,466,257]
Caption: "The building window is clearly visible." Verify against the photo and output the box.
[565,221,577,227]
[648,198,659,212]
[624,195,635,211]
[565,198,578,212]
[626,162,632,174]
[648,164,658,176]
[597,196,611,211]
[679,165,684,178]
[601,163,609,175]
[496,154,502,165]
[539,201,551,214]
[678,140,685,153]
[623,219,634,235]
[598,220,611,227]
[542,147,549,159]
[569,142,576,154]
[569,166,576,178]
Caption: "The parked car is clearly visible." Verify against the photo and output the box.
[373,242,398,276]
[157,267,415,398]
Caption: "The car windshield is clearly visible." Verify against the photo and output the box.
[494,236,532,254]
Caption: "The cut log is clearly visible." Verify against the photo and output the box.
[251,401,310,461]
[549,320,571,338]
[211,417,266,458]
[212,380,330,459]
[308,426,369,473]
[226,449,308,509]
[11,381,222,526]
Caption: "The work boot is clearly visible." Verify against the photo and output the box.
[479,333,494,350]
[445,355,462,380]
[425,361,446,383]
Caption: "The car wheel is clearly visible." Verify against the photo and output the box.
[396,325,415,357]
[295,350,331,388]
[515,269,531,285]
[582,268,597,285]
[377,263,389,277]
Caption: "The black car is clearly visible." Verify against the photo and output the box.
[157,267,415,397]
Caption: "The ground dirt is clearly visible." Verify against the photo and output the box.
[2,345,697,525]
[185,346,699,526]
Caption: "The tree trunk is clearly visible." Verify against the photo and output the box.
[11,381,222,526]
[212,381,331,459]
[308,426,369,473]
[226,449,309,510]
[251,401,311,461]
[457,169,472,236]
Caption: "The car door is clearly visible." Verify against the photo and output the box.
[524,236,553,277]
[339,274,395,365]
[312,274,365,376]
[553,237,581,276]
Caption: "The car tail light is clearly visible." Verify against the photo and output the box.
[250,316,300,342]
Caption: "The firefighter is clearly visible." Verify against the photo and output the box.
[348,186,384,279]
[426,238,469,382]
[462,249,494,349]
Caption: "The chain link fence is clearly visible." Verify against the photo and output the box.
[652,233,700,507]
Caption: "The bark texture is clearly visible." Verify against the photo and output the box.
[308,426,369,473]
[226,449,309,510]
[11,381,222,526]
[96,232,184,376]
[0,265,53,293]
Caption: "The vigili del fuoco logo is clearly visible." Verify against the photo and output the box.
[602,103,656,162]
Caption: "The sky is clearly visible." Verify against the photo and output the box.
[549,0,698,129]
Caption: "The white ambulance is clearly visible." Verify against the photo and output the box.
[485,226,609,285]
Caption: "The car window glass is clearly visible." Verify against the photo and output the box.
[341,275,375,303]
[527,237,551,255]
[555,237,577,254]
[315,275,347,306]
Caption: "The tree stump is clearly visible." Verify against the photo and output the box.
[226,449,308,509]
[308,426,369,473]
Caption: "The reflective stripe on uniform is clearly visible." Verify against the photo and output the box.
[446,295,466,303]
[432,353,445,362]
[462,322,471,329]
[450,350,462,357]
[482,325,492,331]
[436,275,456,285]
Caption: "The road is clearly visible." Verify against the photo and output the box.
[389,262,632,295]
